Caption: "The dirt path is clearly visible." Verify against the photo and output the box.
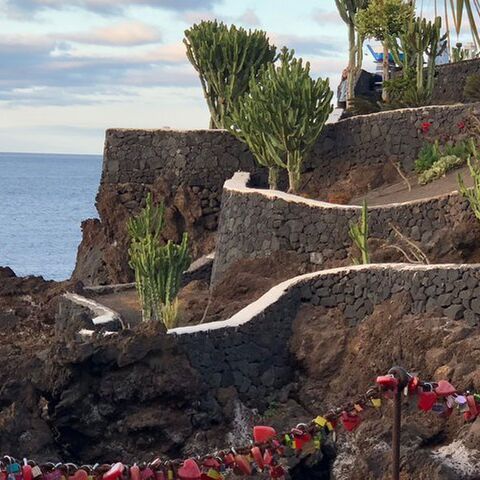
[350,165,473,206]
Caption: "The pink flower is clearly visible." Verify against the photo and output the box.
[421,122,432,134]
[458,121,466,130]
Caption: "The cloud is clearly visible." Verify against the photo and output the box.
[313,8,345,26]
[0,33,198,106]
[4,0,222,17]
[65,21,162,46]
[271,33,345,57]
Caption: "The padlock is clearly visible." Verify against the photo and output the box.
[31,467,42,480]
[455,395,470,413]
[417,391,437,412]
[253,426,277,444]
[376,375,399,391]
[263,450,273,467]
[130,466,141,480]
[233,456,251,476]
[464,395,479,422]
[251,447,264,470]
[22,465,32,480]
[435,380,456,397]
[141,468,154,480]
[177,459,201,480]
[103,464,124,480]
[269,466,286,479]
[70,470,88,480]
[340,411,362,432]
[371,398,382,408]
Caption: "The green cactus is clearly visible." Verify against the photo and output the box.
[349,199,370,265]
[388,16,447,104]
[127,194,191,326]
[184,20,276,129]
[230,47,333,193]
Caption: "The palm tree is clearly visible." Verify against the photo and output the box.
[335,0,370,108]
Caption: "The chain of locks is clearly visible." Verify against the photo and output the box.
[0,368,478,480]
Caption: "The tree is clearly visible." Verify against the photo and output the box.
[335,0,370,109]
[184,21,277,129]
[230,48,333,193]
[357,0,415,101]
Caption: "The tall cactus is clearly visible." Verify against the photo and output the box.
[388,16,447,104]
[231,48,332,193]
[184,21,276,129]
[127,194,191,326]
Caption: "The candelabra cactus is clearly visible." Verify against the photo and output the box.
[349,200,370,264]
[231,47,332,193]
[127,193,191,326]
[458,151,480,222]
[184,20,276,129]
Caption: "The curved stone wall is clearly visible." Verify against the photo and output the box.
[211,172,473,284]
[172,263,480,402]
[74,102,479,285]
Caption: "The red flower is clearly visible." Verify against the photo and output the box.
[458,121,466,130]
[421,121,432,134]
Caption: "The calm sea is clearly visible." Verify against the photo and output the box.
[0,152,102,281]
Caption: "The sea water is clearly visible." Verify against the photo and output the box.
[0,152,102,280]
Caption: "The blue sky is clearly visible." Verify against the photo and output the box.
[0,0,457,154]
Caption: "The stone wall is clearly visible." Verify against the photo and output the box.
[171,264,480,402]
[432,58,480,105]
[74,102,480,285]
[211,172,474,284]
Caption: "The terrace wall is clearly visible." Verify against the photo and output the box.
[211,172,473,284]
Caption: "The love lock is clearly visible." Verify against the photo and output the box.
[177,459,201,480]
[340,411,362,432]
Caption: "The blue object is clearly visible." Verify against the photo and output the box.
[367,44,403,63]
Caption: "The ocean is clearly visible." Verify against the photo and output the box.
[0,152,103,281]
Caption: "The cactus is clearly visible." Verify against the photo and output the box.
[388,16,447,104]
[231,48,332,193]
[184,21,276,129]
[349,199,370,264]
[458,151,480,222]
[127,194,191,326]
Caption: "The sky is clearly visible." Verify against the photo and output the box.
[0,0,465,154]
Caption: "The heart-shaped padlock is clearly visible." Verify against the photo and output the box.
[254,426,277,444]
[435,380,456,397]
[418,391,437,412]
[178,460,201,480]
[341,411,362,432]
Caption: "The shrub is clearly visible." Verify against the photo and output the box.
[418,155,464,185]
[184,21,276,129]
[414,141,441,173]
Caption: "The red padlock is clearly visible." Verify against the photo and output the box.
[263,449,273,467]
[251,447,264,470]
[130,466,141,480]
[376,375,399,391]
[464,395,479,422]
[291,432,312,451]
[103,464,124,480]
[254,426,277,444]
[417,391,437,412]
[269,466,286,479]
[340,411,362,432]
[177,459,201,480]
[22,465,32,480]
[234,456,252,476]
[435,380,457,397]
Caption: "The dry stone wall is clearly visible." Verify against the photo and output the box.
[173,264,480,403]
[432,58,480,105]
[211,173,473,284]
[74,102,480,285]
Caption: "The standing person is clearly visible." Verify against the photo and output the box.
[337,68,349,109]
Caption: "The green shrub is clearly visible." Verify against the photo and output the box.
[414,141,441,173]
[418,155,464,185]
[349,96,381,115]
[464,74,480,103]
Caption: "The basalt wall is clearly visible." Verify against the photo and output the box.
[432,58,480,104]
[172,264,480,402]
[211,172,474,284]
[73,102,480,285]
